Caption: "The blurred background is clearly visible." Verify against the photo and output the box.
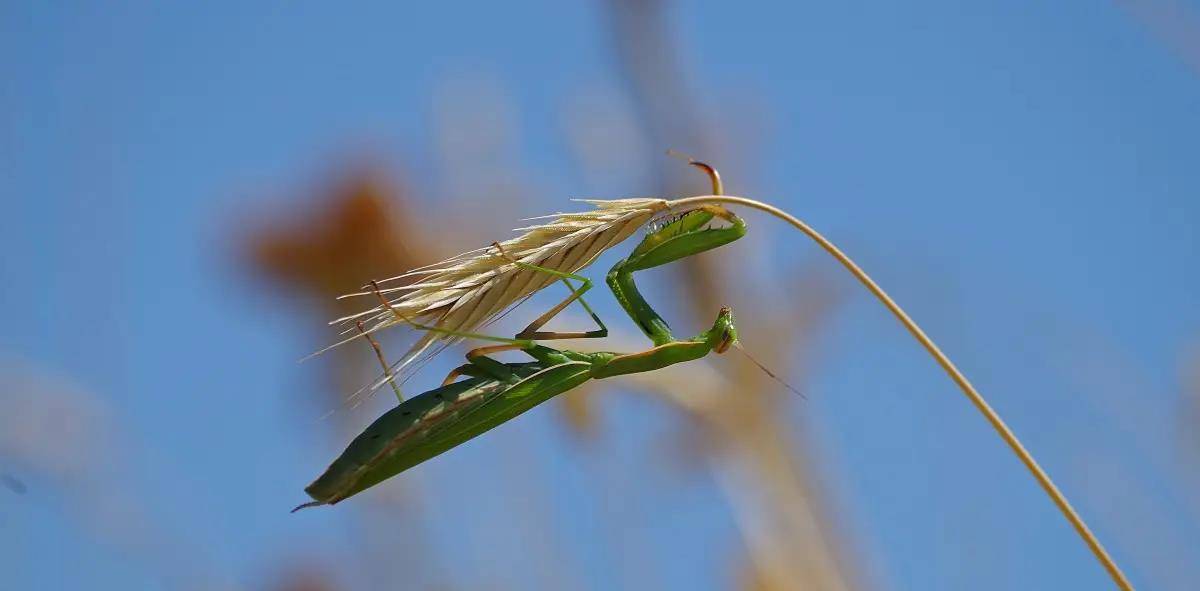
[3,1,1199,589]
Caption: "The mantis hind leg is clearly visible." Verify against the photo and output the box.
[440,344,522,385]
[439,343,570,386]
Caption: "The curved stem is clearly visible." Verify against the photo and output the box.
[668,195,1133,591]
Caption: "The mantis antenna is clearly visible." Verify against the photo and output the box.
[733,341,806,399]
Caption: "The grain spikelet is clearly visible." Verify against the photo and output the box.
[333,197,668,393]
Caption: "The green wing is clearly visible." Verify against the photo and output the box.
[302,361,592,508]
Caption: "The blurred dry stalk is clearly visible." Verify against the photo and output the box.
[563,0,869,588]
[1118,0,1200,77]
[623,268,852,591]
[1184,341,1200,448]
[1044,328,1200,590]
[552,244,857,591]
[1177,339,1200,500]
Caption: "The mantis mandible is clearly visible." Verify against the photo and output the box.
[298,162,746,510]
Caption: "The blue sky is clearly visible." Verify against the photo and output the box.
[3,1,1199,589]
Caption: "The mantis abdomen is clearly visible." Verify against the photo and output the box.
[304,361,593,506]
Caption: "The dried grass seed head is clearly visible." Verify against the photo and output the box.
[333,197,669,381]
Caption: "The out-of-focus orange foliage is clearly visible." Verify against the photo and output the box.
[246,172,427,311]
[267,567,340,591]
[238,170,451,589]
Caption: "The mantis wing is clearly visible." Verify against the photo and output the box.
[303,361,592,507]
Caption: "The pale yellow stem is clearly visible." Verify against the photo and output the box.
[668,195,1133,591]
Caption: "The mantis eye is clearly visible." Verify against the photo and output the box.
[712,306,736,354]
[715,331,734,354]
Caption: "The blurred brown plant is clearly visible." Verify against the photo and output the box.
[239,167,450,590]
[267,566,340,591]
[246,171,429,317]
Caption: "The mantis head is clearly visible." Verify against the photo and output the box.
[708,306,738,354]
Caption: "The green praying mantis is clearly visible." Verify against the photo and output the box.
[297,163,748,510]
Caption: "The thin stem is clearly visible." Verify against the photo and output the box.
[668,195,1133,591]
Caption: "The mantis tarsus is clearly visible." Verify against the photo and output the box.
[299,163,746,510]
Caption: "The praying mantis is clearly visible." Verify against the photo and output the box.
[294,159,1136,591]
[298,162,748,510]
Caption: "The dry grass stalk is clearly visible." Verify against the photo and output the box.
[331,198,669,390]
[668,194,1135,591]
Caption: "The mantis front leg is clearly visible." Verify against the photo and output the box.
[605,204,747,347]
[591,306,738,379]
[588,199,746,379]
